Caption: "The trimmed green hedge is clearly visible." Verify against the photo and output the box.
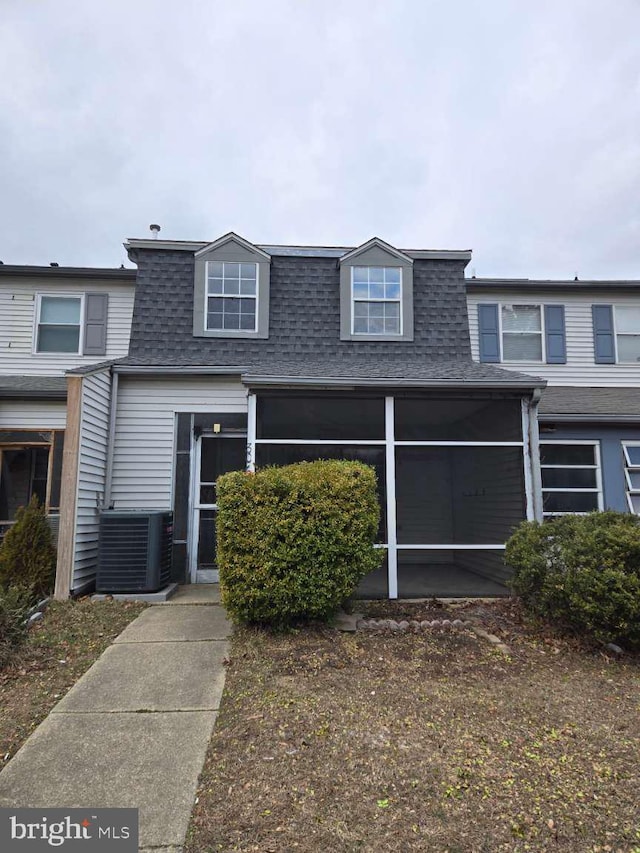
[217,460,382,626]
[506,511,640,648]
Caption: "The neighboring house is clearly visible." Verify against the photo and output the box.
[467,279,640,518]
[0,264,136,544]
[54,233,547,600]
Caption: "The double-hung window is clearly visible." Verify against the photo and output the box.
[615,307,640,363]
[540,441,602,515]
[622,443,640,513]
[36,295,83,353]
[352,267,402,335]
[206,261,258,332]
[501,304,543,361]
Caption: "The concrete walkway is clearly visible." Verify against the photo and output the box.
[0,585,231,852]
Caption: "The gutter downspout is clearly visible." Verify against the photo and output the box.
[103,371,119,508]
[528,388,544,521]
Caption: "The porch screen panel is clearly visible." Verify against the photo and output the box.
[199,438,247,504]
[394,398,522,441]
[255,444,386,540]
[395,447,525,545]
[48,431,65,512]
[355,550,388,600]
[0,447,50,520]
[197,510,217,571]
[257,395,385,440]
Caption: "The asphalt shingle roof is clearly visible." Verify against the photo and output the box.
[124,249,544,389]
[112,354,543,387]
[0,375,67,398]
[241,357,542,385]
[466,278,640,291]
[539,386,640,419]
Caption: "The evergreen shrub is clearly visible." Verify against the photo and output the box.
[0,495,57,598]
[506,511,640,648]
[0,584,32,668]
[217,460,382,626]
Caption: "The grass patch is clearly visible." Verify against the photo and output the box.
[186,605,640,852]
[0,599,145,763]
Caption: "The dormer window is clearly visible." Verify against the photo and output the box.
[206,262,258,332]
[352,267,402,335]
[193,233,270,339]
[339,238,414,342]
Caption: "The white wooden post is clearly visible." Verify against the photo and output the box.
[521,397,535,521]
[385,396,398,598]
[247,392,256,472]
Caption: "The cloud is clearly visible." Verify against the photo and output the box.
[0,0,639,277]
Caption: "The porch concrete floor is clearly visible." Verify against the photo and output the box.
[357,564,509,599]
[0,588,231,850]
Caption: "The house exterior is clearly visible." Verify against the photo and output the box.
[54,233,547,600]
[0,264,136,544]
[467,279,640,518]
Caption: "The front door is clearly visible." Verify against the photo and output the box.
[191,435,247,583]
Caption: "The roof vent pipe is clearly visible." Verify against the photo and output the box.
[150,224,161,239]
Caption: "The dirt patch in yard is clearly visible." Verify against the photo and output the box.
[187,606,640,853]
[0,599,146,763]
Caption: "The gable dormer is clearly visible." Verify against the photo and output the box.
[193,233,271,339]
[338,237,414,342]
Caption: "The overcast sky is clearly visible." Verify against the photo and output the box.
[1,1,639,278]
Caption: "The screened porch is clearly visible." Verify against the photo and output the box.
[250,391,534,598]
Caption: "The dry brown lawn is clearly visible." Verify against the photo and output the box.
[0,598,146,763]
[187,601,640,853]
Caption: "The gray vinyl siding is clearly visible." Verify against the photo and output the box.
[0,400,67,429]
[110,376,248,510]
[0,279,134,376]
[72,369,112,593]
[467,290,640,385]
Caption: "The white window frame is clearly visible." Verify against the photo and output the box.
[351,266,403,336]
[613,304,640,364]
[622,441,640,513]
[499,303,545,363]
[540,440,603,517]
[205,260,259,334]
[33,293,84,356]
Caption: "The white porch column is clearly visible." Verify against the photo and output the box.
[247,392,257,472]
[385,396,398,598]
[521,397,535,522]
[521,392,544,522]
[528,391,544,521]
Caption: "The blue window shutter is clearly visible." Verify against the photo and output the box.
[544,305,566,364]
[477,304,500,362]
[592,304,615,364]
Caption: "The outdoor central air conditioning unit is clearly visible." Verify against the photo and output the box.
[97,510,173,593]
